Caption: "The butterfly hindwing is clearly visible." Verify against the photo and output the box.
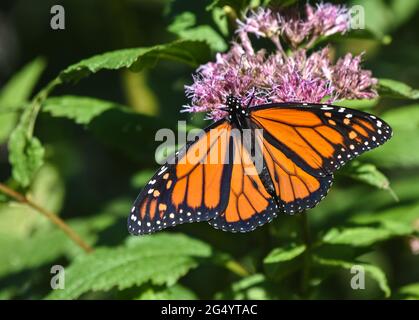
[255,128,334,214]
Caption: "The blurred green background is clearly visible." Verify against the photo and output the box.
[0,0,418,300]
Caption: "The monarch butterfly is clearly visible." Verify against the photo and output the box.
[128,96,392,235]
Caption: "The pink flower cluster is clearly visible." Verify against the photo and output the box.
[184,3,378,120]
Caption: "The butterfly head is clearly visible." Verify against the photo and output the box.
[226,95,242,112]
[225,95,249,125]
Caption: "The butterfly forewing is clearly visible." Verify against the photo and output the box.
[128,120,232,235]
[250,103,392,176]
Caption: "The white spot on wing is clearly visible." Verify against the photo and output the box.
[158,166,168,175]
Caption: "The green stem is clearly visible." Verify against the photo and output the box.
[24,78,62,136]
[224,259,251,278]
[214,252,250,278]
[300,211,311,298]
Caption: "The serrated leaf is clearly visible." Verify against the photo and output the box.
[42,96,120,125]
[58,40,211,83]
[0,58,46,143]
[46,234,212,299]
[378,79,419,99]
[138,284,197,300]
[168,12,227,52]
[264,244,305,264]
[8,127,45,187]
[313,256,391,297]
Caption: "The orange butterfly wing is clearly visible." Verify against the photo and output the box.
[128,120,233,235]
[249,103,392,214]
[208,132,279,232]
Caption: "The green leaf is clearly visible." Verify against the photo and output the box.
[0,58,46,143]
[264,244,305,264]
[8,127,45,187]
[335,98,379,110]
[58,40,211,83]
[377,78,419,99]
[341,161,391,191]
[212,7,229,36]
[351,202,419,231]
[168,12,196,32]
[215,274,272,300]
[263,243,306,280]
[42,96,120,125]
[396,283,419,299]
[46,234,212,299]
[138,284,197,300]
[0,230,72,278]
[0,205,114,279]
[322,226,409,247]
[364,129,419,168]
[0,198,128,281]
[88,108,173,163]
[0,164,64,238]
[381,104,419,131]
[168,12,227,52]
[41,96,172,163]
[313,256,391,297]
[131,170,155,189]
[363,105,419,167]
[0,57,46,109]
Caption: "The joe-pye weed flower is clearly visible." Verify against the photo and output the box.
[184,3,377,120]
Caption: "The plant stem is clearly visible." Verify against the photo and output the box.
[0,182,93,253]
[224,259,250,278]
[300,211,311,298]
